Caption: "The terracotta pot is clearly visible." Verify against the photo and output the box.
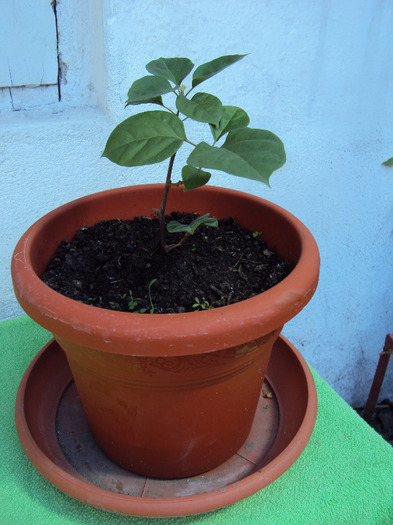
[11,184,319,479]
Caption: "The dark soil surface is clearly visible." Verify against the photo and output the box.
[41,212,290,314]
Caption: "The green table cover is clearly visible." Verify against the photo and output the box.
[1,316,392,525]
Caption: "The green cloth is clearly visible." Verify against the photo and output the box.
[1,316,393,525]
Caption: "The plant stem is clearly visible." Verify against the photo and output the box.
[165,233,190,253]
[162,104,177,115]
[159,153,176,252]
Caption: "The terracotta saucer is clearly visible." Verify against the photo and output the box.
[15,335,317,518]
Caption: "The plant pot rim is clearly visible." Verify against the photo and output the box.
[12,184,320,356]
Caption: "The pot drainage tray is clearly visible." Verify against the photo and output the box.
[15,335,317,518]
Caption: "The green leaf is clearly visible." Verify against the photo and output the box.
[192,54,247,88]
[382,157,393,166]
[181,165,211,191]
[102,111,186,166]
[176,92,223,126]
[167,213,218,235]
[125,76,173,106]
[187,128,286,185]
[146,57,194,86]
[210,105,250,141]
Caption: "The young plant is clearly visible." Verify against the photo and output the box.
[146,278,157,314]
[103,54,286,252]
[127,290,142,312]
[166,213,218,251]
[127,279,157,313]
[193,297,213,311]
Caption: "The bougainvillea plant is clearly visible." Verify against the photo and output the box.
[103,54,286,252]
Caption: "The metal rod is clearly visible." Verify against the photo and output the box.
[363,334,393,422]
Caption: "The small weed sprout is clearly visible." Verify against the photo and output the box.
[109,301,120,309]
[127,280,157,314]
[147,278,157,314]
[128,290,140,311]
[193,297,213,311]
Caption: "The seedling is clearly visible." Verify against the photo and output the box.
[109,301,120,309]
[103,54,286,253]
[128,290,141,311]
[166,213,218,251]
[147,278,157,314]
[193,297,213,311]
[127,280,157,314]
